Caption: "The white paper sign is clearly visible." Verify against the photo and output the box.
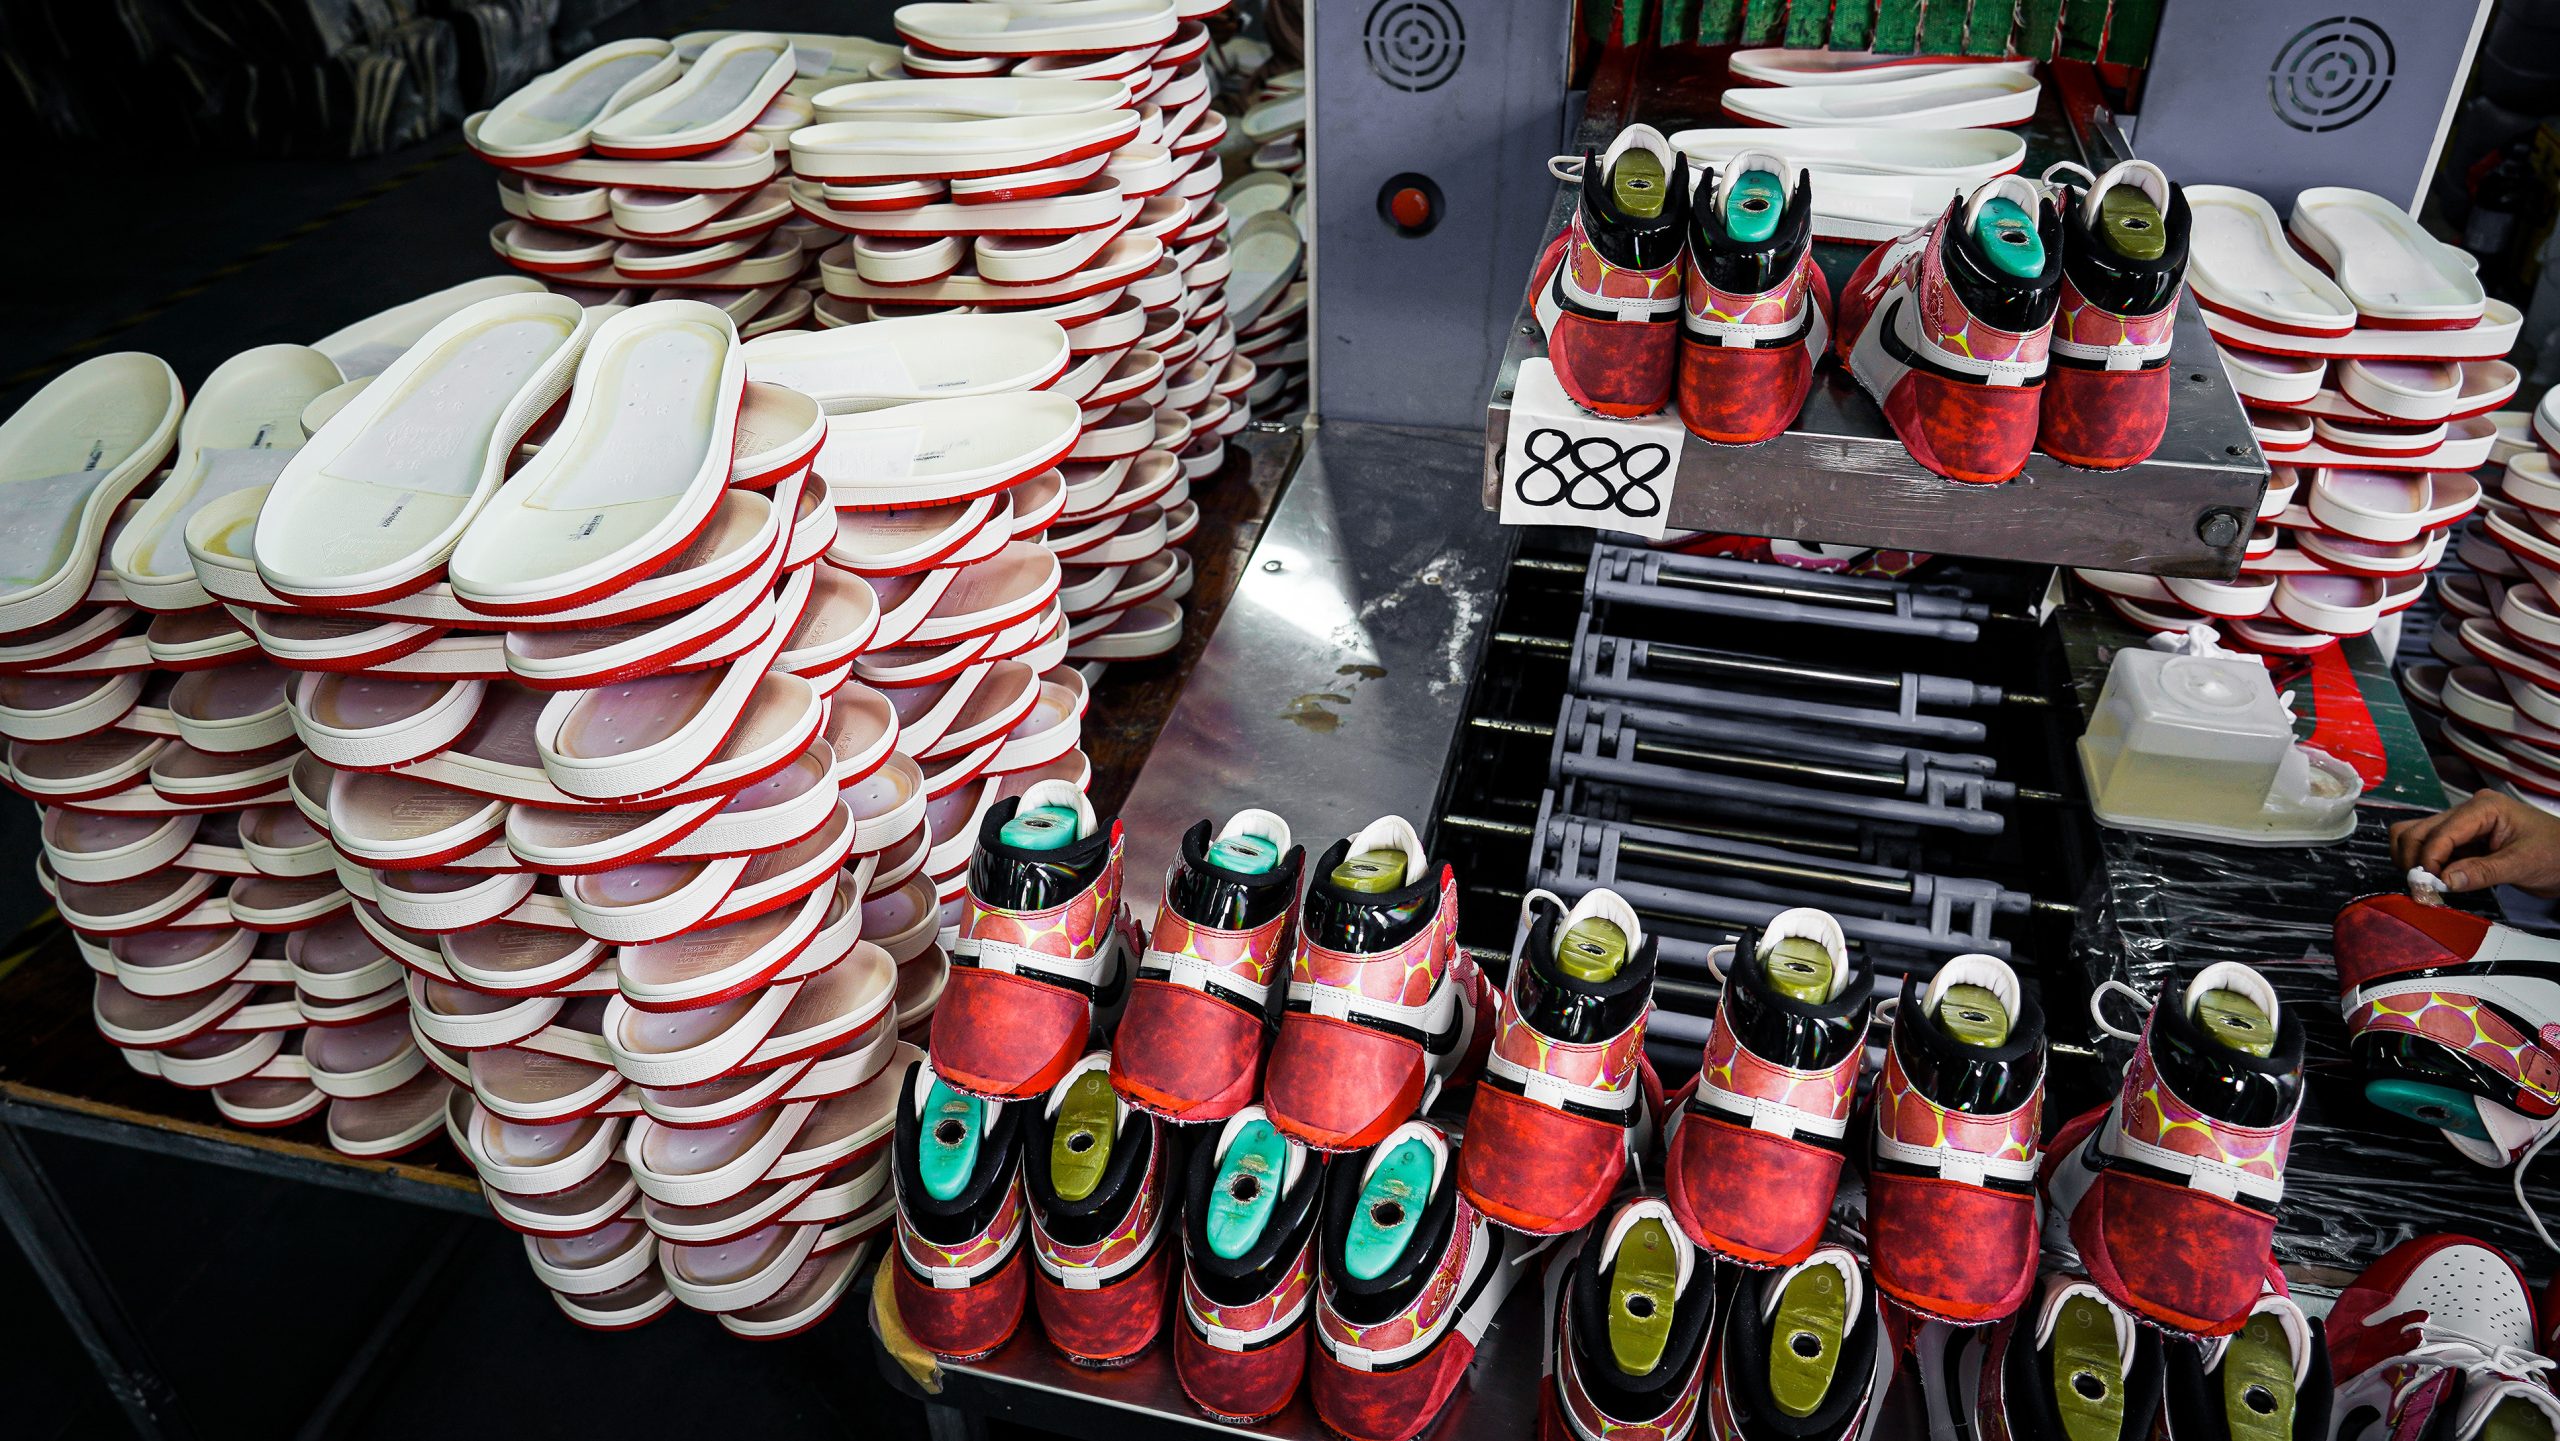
[1498,359,1683,540]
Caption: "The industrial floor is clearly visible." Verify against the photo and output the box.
[0,0,1272,1434]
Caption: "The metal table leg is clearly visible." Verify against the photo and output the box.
[0,1121,198,1441]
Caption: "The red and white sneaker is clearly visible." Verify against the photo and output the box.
[1176,1106,1329,1424]
[1456,888,1663,1237]
[930,779,1136,1100]
[2332,895,2560,1245]
[1531,125,1691,417]
[889,1056,1030,1361]
[1536,1196,1715,1441]
[1262,816,1491,1153]
[1676,153,1832,445]
[1839,176,2063,484]
[1024,1051,1173,1367]
[1311,1120,1540,1441]
[1701,1240,1895,1441]
[2328,1235,2560,1441]
[2039,160,2189,470]
[1866,953,2046,1326]
[2043,962,2299,1338]
[1665,907,1871,1269]
[1111,809,1303,1123]
[1916,1272,2165,1441]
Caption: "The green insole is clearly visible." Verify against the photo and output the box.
[1612,150,1668,220]
[2052,1293,2128,1441]
[920,1078,982,1203]
[1973,196,2044,278]
[2098,186,2166,262]
[1205,1118,1289,1260]
[2220,1312,2298,1441]
[2365,1078,2490,1140]
[1768,1262,1848,1417]
[2195,988,2274,1059]
[1343,1137,1434,1281]
[1606,1216,1681,1377]
[1556,916,1630,983]
[999,803,1080,850]
[1724,169,1785,244]
[1936,983,2012,1048]
[1047,1069,1117,1203]
[1330,847,1409,894]
[1764,936,1836,1004]
[1207,835,1279,876]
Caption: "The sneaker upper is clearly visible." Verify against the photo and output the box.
[1143,811,1304,1015]
[892,1057,1028,1284]
[1024,1052,1167,1287]
[1559,125,1691,320]
[1550,1198,1717,1439]
[955,780,1129,999]
[1874,955,2045,1184]
[2327,1236,2560,1441]
[1114,810,1303,1119]
[2333,895,2560,1130]
[1182,1106,1326,1350]
[1315,1121,1498,1367]
[1683,154,1824,348]
[2086,963,2304,1208]
[1484,888,1655,1113]
[2050,160,2189,371]
[2160,1291,2336,1441]
[1689,908,1870,1139]
[1705,1243,1894,1441]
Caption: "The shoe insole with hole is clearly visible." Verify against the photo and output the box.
[1047,1069,1116,1202]
[1724,169,1785,245]
[2100,187,2166,262]
[1330,847,1407,894]
[1937,983,2011,1048]
[1343,1137,1433,1281]
[1556,915,1628,983]
[1974,196,2044,279]
[1612,150,1667,221]
[1769,1261,1848,1417]
[1206,1118,1287,1259]
[920,1077,981,1202]
[1606,1216,1680,1376]
[2195,987,2274,1058]
[2052,1293,2127,1441]
[1765,936,1836,1004]
[2221,1312,2298,1441]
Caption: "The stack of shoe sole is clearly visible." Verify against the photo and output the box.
[2114,183,2514,656]
[1225,69,1307,417]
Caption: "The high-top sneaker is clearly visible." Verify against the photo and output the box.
[2043,963,2301,1338]
[1177,1106,1329,1424]
[1024,1051,1171,1367]
[1665,908,1872,1269]
[2327,1235,2560,1441]
[1263,816,1491,1153]
[2158,1289,2336,1441]
[2332,896,2560,1245]
[890,1056,1029,1361]
[1867,953,2046,1326]
[2039,160,2190,471]
[1531,124,1692,417]
[932,779,1136,1100]
[1112,810,1303,1123]
[1311,1120,1536,1441]
[1457,888,1664,1236]
[1676,152,1832,445]
[1536,1196,1716,1441]
[1917,1273,2165,1441]
[1699,1240,1895,1441]
[1839,176,2064,484]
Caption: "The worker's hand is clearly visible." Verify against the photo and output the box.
[2389,791,2560,900]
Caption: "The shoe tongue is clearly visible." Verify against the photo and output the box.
[1207,808,1290,876]
[1001,779,1097,848]
[1042,1055,1120,1203]
[1345,1125,1442,1281]
[1762,1247,1861,1418]
[1553,888,1643,984]
[1204,1111,1296,1260]
[1756,906,1848,1003]
[1922,953,2018,1047]
[2185,962,2279,1058]
[1718,150,1791,244]
[2038,1281,2139,1441]
[1336,815,1427,893]
[2087,159,2171,261]
[1961,176,2047,279]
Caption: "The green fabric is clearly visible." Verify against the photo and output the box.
[1871,0,1921,52]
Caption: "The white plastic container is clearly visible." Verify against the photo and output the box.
[2077,644,2362,845]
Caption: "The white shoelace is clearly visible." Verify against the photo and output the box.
[2400,1328,2558,1389]
[2089,978,2151,1044]
[2510,1124,2560,1250]
[1548,155,1585,183]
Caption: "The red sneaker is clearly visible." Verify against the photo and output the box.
[1532,125,1690,417]
[1701,1240,1895,1441]
[2043,962,2300,1337]
[1456,888,1663,1236]
[2039,160,2190,471]
[1840,177,2063,484]
[1676,152,1832,445]
[1024,1051,1172,1367]
[1915,1272,2165,1441]
[1176,1106,1328,1424]
[889,1056,1029,1361]
[1311,1120,1536,1441]
[2329,1235,2560,1441]
[1263,816,1489,1153]
[1866,953,2045,1326]
[931,779,1136,1100]
[1111,810,1302,1123]
[1536,1197,1714,1441]
[1665,908,1871,1269]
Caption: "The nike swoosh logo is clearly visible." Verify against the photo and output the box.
[1877,296,1927,371]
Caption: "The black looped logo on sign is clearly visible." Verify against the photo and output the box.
[1512,428,1667,520]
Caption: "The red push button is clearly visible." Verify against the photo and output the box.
[1390,187,1431,230]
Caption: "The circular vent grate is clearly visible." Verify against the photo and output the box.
[1364,0,1466,93]
[2268,16,2396,134]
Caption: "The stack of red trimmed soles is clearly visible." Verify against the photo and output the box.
[780,0,1249,666]
[1230,68,1308,417]
[181,297,1079,1337]
[0,347,462,1157]
[737,310,1102,946]
[2399,390,2560,814]
[471,31,841,340]
[2075,183,2513,654]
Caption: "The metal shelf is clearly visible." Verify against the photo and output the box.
[1482,186,2271,578]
